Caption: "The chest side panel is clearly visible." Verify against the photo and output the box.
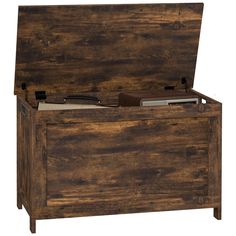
[17,101,31,210]
[46,117,209,207]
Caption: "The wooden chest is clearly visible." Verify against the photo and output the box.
[15,3,222,233]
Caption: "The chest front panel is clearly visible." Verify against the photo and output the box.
[46,118,210,207]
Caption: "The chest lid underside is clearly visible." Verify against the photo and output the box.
[14,3,203,96]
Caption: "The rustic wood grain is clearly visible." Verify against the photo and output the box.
[17,97,31,213]
[46,118,209,206]
[214,108,222,220]
[17,98,22,209]
[16,93,222,232]
[35,101,222,124]
[15,3,203,96]
[30,217,36,233]
[15,3,222,233]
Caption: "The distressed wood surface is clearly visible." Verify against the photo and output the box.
[213,110,222,219]
[46,118,209,207]
[17,97,31,214]
[15,4,223,233]
[17,98,23,210]
[16,95,222,232]
[15,3,203,96]
[34,195,219,220]
[30,217,36,234]
[35,102,222,124]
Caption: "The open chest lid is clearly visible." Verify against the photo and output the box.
[14,3,203,96]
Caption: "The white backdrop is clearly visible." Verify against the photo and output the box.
[0,0,235,235]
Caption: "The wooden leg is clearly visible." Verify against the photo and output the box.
[214,207,221,220]
[17,193,22,209]
[17,107,22,210]
[17,145,22,210]
[30,217,36,233]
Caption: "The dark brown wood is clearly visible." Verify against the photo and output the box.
[35,101,222,124]
[17,97,32,215]
[46,118,209,206]
[17,98,22,209]
[214,107,222,220]
[214,207,221,220]
[16,95,222,222]
[30,217,36,233]
[15,3,222,233]
[15,3,203,96]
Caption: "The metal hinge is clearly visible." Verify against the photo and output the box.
[35,91,47,100]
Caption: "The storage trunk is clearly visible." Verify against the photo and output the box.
[15,3,222,233]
